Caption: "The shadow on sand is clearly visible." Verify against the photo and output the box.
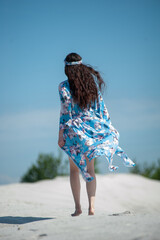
[0,216,55,224]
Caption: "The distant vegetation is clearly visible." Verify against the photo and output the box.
[21,150,66,183]
[129,158,160,181]
[94,157,100,174]
[20,150,100,183]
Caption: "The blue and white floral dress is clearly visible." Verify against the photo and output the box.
[58,79,135,182]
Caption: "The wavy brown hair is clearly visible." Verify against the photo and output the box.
[64,52,106,110]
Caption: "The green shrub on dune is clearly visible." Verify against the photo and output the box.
[21,153,62,183]
[130,158,160,181]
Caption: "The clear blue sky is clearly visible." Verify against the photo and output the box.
[0,0,160,184]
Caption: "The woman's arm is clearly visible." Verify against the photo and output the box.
[58,82,72,147]
[58,82,72,130]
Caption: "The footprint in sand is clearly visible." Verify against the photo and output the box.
[38,233,48,238]
[108,210,131,216]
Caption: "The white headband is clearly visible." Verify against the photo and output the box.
[64,59,82,65]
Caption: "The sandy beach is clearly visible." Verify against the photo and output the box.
[0,173,160,240]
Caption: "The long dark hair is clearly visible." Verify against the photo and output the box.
[64,52,106,110]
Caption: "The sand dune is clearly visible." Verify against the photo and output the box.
[0,173,160,240]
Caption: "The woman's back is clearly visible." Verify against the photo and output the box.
[59,79,112,128]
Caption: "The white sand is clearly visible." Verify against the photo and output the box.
[0,173,160,240]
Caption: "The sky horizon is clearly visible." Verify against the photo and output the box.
[0,0,160,184]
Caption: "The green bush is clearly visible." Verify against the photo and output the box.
[129,158,160,181]
[94,157,100,174]
[20,152,62,183]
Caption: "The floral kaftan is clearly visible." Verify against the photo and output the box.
[58,79,135,182]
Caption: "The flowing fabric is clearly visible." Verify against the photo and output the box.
[58,79,135,182]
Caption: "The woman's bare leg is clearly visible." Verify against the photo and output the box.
[69,157,82,216]
[85,155,96,215]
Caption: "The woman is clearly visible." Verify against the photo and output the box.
[58,52,135,217]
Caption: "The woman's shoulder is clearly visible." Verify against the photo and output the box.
[58,79,69,90]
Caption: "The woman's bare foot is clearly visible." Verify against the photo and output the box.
[88,207,95,215]
[71,209,82,217]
